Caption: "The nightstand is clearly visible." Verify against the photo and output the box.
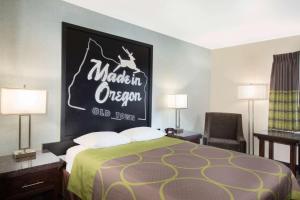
[0,151,63,200]
[166,130,202,144]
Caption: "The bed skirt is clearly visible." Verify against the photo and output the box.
[63,168,81,200]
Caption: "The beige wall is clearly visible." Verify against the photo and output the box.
[0,0,211,155]
[211,35,300,163]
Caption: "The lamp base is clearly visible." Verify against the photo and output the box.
[13,149,36,161]
[175,128,184,134]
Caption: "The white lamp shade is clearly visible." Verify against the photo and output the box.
[0,88,47,114]
[238,84,267,100]
[167,94,188,109]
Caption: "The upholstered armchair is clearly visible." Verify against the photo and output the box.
[203,112,246,153]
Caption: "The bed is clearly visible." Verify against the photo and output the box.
[44,23,300,200]
[57,136,300,200]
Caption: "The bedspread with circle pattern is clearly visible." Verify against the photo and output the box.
[90,142,300,200]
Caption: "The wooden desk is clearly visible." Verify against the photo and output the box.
[254,131,300,175]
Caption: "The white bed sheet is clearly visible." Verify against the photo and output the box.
[65,145,89,173]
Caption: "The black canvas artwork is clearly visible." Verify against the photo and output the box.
[61,23,152,140]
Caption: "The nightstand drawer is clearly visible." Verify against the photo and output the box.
[2,168,60,198]
[0,152,62,200]
[166,130,202,144]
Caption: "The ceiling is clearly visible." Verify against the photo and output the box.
[63,0,300,49]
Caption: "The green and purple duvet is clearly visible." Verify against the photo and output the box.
[68,137,300,200]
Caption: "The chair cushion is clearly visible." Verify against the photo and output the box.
[207,138,241,152]
[208,138,239,145]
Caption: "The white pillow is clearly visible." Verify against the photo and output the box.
[73,131,131,148]
[119,127,166,142]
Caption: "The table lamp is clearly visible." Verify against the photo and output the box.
[238,84,267,154]
[0,88,47,160]
[167,94,188,133]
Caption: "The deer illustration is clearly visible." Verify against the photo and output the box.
[113,46,141,74]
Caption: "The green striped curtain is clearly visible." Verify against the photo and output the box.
[268,51,300,131]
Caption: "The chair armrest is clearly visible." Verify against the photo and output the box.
[237,136,246,153]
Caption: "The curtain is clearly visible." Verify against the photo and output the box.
[268,51,300,131]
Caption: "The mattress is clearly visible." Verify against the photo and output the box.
[65,145,88,173]
[66,137,300,200]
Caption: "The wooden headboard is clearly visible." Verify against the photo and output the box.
[43,23,153,155]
